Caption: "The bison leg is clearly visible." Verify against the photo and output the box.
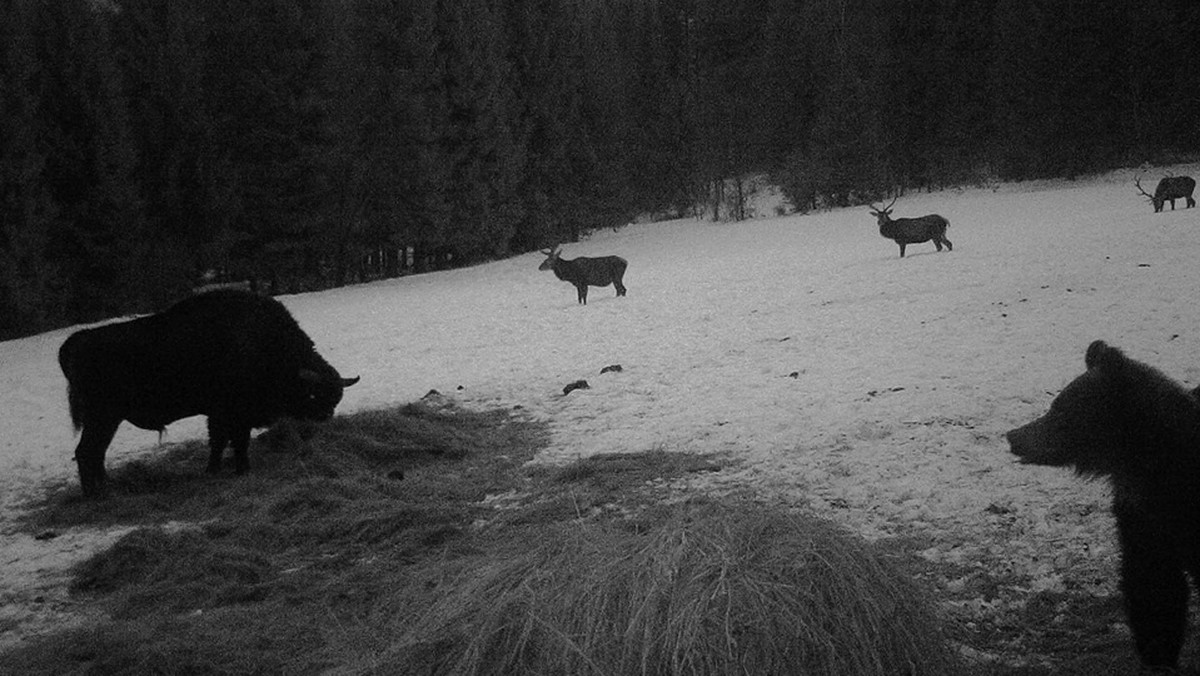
[206,418,252,474]
[942,235,953,251]
[230,425,253,475]
[74,418,120,497]
[576,284,587,305]
[206,417,231,473]
[614,278,626,297]
[933,239,943,252]
[898,243,907,258]
[1188,196,1196,209]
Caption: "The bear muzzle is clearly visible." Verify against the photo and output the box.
[1005,423,1042,463]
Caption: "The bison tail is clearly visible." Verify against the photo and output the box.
[58,335,85,432]
[65,382,85,432]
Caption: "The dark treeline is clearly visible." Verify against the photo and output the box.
[2,0,1197,339]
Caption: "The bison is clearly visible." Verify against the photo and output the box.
[58,289,359,496]
[1136,174,1196,213]
[538,246,627,304]
[869,197,952,258]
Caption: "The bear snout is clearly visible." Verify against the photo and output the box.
[1005,418,1074,467]
[1005,424,1040,463]
[1005,428,1024,456]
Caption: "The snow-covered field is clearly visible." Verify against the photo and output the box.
[4,165,1200,646]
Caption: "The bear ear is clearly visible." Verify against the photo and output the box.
[1084,340,1125,372]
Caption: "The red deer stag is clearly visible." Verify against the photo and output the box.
[868,197,952,258]
[538,246,627,304]
[1135,174,1196,213]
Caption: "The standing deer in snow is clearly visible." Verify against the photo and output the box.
[1135,174,1196,213]
[538,246,627,304]
[868,197,952,258]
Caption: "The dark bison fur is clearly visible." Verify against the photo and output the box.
[1006,340,1200,669]
[59,289,358,497]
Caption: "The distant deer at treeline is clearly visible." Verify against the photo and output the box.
[538,246,627,304]
[1135,174,1196,213]
[868,197,952,258]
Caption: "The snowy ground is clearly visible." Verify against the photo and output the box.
[4,164,1200,648]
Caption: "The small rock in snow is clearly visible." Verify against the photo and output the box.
[563,380,590,396]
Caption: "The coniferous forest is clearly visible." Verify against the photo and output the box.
[1,0,1197,339]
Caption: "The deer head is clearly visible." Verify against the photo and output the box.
[868,195,899,224]
[538,246,561,271]
[1134,175,1161,211]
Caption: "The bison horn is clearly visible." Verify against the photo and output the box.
[299,369,359,387]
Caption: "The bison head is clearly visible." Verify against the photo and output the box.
[293,368,360,421]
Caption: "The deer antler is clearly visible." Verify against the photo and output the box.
[1134,175,1154,200]
[869,195,899,213]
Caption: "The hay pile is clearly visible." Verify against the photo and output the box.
[363,502,959,676]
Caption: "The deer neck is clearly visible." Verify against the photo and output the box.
[551,259,573,281]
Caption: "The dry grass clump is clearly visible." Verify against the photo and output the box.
[365,501,959,676]
[7,401,960,675]
[545,448,724,491]
[70,526,273,619]
[260,400,485,472]
[28,399,538,530]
